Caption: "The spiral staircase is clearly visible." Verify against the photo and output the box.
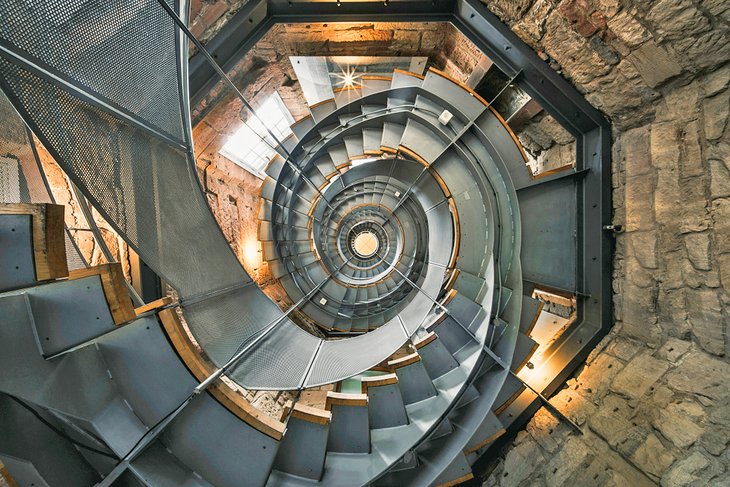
[0,1,612,486]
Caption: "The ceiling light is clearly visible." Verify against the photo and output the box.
[336,65,360,89]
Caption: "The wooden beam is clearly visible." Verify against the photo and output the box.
[134,296,173,316]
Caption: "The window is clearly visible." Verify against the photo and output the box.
[220,92,295,179]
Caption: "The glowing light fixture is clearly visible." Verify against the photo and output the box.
[335,65,360,89]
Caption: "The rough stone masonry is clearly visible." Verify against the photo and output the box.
[480,1,729,486]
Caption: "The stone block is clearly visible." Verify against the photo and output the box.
[657,288,690,336]
[542,13,612,84]
[611,351,670,399]
[545,437,592,487]
[499,435,545,487]
[661,451,710,487]
[653,401,705,448]
[655,82,700,123]
[589,394,645,453]
[719,254,730,293]
[702,67,730,97]
[651,121,681,170]
[485,0,536,22]
[684,232,712,271]
[627,231,658,269]
[631,433,676,481]
[556,389,597,427]
[655,337,692,363]
[608,10,651,48]
[711,198,730,254]
[701,425,730,456]
[709,156,730,199]
[654,168,681,228]
[622,125,652,177]
[575,352,624,401]
[674,29,730,70]
[703,91,729,141]
[605,336,643,362]
[665,350,730,400]
[679,120,704,178]
[627,41,682,88]
[687,288,725,356]
[678,177,710,234]
[624,174,655,231]
[646,0,711,42]
[526,407,567,454]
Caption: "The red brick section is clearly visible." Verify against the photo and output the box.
[557,0,609,38]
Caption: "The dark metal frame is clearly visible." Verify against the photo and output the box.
[188,0,612,472]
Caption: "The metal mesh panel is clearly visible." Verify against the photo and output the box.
[0,91,87,270]
[182,285,286,366]
[0,58,248,296]
[0,0,183,139]
[304,321,408,388]
[228,323,321,390]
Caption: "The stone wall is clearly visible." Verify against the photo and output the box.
[481,1,730,486]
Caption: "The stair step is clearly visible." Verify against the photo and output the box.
[334,87,362,108]
[414,332,460,379]
[362,127,384,154]
[390,69,424,89]
[290,115,314,141]
[343,135,364,160]
[444,292,481,331]
[380,122,405,151]
[492,373,525,416]
[361,75,391,97]
[362,374,409,429]
[325,392,370,453]
[327,144,350,168]
[422,68,485,121]
[399,118,447,164]
[431,451,473,487]
[388,353,437,405]
[512,332,539,373]
[162,394,280,487]
[130,442,213,487]
[463,411,505,455]
[273,402,331,481]
[427,315,473,356]
[309,99,337,124]
[520,295,544,335]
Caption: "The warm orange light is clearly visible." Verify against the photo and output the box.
[336,65,359,88]
[243,238,261,269]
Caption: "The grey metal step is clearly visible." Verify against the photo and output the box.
[362,374,409,429]
[309,99,337,124]
[388,353,437,405]
[414,332,460,380]
[431,451,473,487]
[129,442,214,487]
[463,411,505,456]
[272,402,331,481]
[325,392,370,454]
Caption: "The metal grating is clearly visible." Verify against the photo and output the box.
[0,58,248,296]
[0,0,184,139]
[228,322,321,390]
